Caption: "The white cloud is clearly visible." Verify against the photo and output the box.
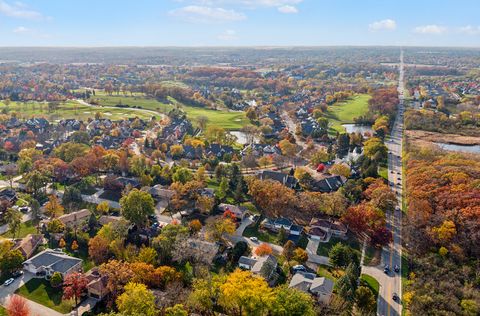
[277,5,298,14]
[13,25,29,33]
[459,25,480,35]
[369,19,396,31]
[0,1,44,20]
[174,0,303,9]
[170,5,246,23]
[217,29,238,40]
[413,25,447,35]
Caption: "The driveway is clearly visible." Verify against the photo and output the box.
[306,238,319,255]
[235,216,253,236]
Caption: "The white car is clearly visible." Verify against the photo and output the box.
[3,278,14,286]
[249,237,258,242]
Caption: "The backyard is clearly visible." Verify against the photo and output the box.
[15,278,73,314]
[325,94,371,134]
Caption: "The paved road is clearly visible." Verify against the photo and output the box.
[364,50,405,316]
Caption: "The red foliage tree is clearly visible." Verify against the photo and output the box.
[6,295,30,316]
[63,272,88,306]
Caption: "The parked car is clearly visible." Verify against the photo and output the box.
[3,278,14,286]
[394,265,400,273]
[249,237,258,242]
[292,265,307,272]
[12,270,24,278]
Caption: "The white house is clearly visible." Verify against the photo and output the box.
[23,249,83,278]
[289,271,334,304]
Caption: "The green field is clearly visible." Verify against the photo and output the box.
[0,100,153,121]
[325,94,371,133]
[89,93,250,130]
[16,278,73,313]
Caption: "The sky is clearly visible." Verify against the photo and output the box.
[1,0,480,47]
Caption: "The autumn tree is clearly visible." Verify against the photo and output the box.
[219,269,275,316]
[272,286,316,316]
[44,194,64,218]
[205,217,235,242]
[88,235,111,265]
[63,272,88,306]
[254,243,273,256]
[120,189,155,228]
[117,282,158,316]
[6,295,30,316]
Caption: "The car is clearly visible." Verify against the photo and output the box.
[12,270,23,278]
[397,177,401,181]
[397,171,401,175]
[249,237,258,242]
[292,265,307,272]
[19,206,30,213]
[392,293,399,302]
[3,278,14,286]
[394,265,400,273]
[383,265,390,274]
[397,155,401,159]
[390,171,394,174]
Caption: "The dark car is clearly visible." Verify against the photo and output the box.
[12,270,24,278]
[394,265,400,273]
[393,293,399,302]
[384,265,390,274]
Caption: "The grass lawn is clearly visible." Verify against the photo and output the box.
[317,264,344,281]
[243,220,281,245]
[378,166,388,180]
[16,278,73,314]
[90,94,250,130]
[0,100,153,121]
[360,274,380,298]
[325,94,371,134]
[1,220,37,238]
[316,233,363,259]
[0,306,6,316]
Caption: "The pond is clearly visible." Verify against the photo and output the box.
[342,124,373,136]
[435,142,480,154]
[230,131,259,145]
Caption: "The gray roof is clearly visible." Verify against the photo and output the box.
[310,277,334,294]
[239,256,257,267]
[24,249,82,274]
[289,271,334,295]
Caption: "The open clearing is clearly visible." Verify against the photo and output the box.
[325,94,371,133]
[89,93,250,130]
[0,100,153,121]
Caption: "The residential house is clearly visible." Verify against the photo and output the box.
[86,268,109,300]
[261,217,303,236]
[238,254,279,285]
[259,170,300,190]
[23,249,83,278]
[205,144,234,159]
[289,271,334,304]
[218,203,249,220]
[58,209,91,228]
[309,218,348,240]
[0,188,17,204]
[13,234,43,259]
[311,175,347,193]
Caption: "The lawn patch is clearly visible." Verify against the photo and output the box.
[360,274,380,298]
[316,233,362,259]
[16,278,73,314]
[243,220,280,245]
[1,220,38,238]
[317,265,344,281]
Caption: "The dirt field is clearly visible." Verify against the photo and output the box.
[406,130,480,146]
